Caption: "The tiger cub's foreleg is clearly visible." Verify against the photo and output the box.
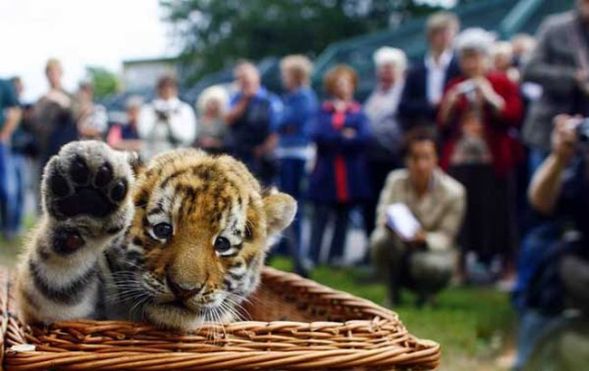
[16,141,135,324]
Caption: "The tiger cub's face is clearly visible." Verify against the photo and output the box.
[121,149,296,330]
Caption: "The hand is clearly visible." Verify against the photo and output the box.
[411,230,427,245]
[342,128,357,139]
[333,99,348,112]
[242,87,256,99]
[552,114,579,166]
[475,77,505,110]
[444,86,462,109]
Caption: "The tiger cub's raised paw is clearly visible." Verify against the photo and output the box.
[41,141,136,252]
[44,141,133,218]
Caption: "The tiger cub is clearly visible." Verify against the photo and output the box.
[16,140,296,330]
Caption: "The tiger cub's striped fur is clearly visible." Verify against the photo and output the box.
[16,140,296,330]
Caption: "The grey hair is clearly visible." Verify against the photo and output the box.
[455,28,496,56]
[373,47,408,73]
[196,85,229,115]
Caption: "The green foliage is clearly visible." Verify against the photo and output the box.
[160,0,446,83]
[86,66,121,99]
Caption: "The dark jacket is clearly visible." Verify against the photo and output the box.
[398,55,461,129]
[522,11,589,151]
[227,87,282,156]
[307,101,372,204]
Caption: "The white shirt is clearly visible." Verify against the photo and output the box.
[139,97,197,160]
[425,50,454,106]
[364,80,405,125]
[363,80,405,156]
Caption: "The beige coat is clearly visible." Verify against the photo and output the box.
[373,168,466,251]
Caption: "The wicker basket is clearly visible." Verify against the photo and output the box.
[0,267,440,370]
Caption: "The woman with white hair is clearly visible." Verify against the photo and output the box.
[362,46,408,240]
[438,28,523,283]
[194,85,229,154]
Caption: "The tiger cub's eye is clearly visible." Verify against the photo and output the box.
[214,237,231,253]
[153,223,173,239]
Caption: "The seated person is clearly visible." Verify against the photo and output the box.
[514,114,589,370]
[370,129,465,306]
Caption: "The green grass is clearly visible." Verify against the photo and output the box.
[270,256,516,371]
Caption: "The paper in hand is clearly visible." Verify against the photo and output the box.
[386,203,421,240]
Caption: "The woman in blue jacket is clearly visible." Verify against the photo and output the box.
[308,65,372,266]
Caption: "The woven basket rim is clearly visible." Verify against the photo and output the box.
[1,266,441,370]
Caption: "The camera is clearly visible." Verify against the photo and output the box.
[576,118,589,142]
[457,80,478,102]
[457,80,477,95]
[155,109,171,122]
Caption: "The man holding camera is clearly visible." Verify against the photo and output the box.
[528,115,589,311]
[514,115,589,369]
[225,61,282,186]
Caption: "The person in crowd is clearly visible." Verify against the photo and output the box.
[274,55,318,275]
[194,85,229,155]
[438,28,523,282]
[362,47,407,246]
[371,129,465,306]
[6,77,32,239]
[514,115,589,369]
[225,61,282,186]
[10,77,37,159]
[33,58,77,169]
[522,0,589,172]
[0,78,22,240]
[107,96,144,152]
[307,65,372,267]
[73,82,108,140]
[399,11,461,130]
[510,33,536,69]
[492,42,520,83]
[139,75,197,160]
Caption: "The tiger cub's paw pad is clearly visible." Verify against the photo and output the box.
[44,141,133,219]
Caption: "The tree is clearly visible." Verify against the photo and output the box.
[85,67,121,99]
[161,0,446,83]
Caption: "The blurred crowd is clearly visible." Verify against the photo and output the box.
[3,1,589,368]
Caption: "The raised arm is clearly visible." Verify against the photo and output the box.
[528,115,577,215]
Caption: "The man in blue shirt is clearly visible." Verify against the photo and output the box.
[0,78,22,240]
[225,61,282,186]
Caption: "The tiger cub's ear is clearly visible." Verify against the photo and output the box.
[263,190,297,240]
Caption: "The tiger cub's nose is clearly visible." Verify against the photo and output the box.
[166,273,204,300]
